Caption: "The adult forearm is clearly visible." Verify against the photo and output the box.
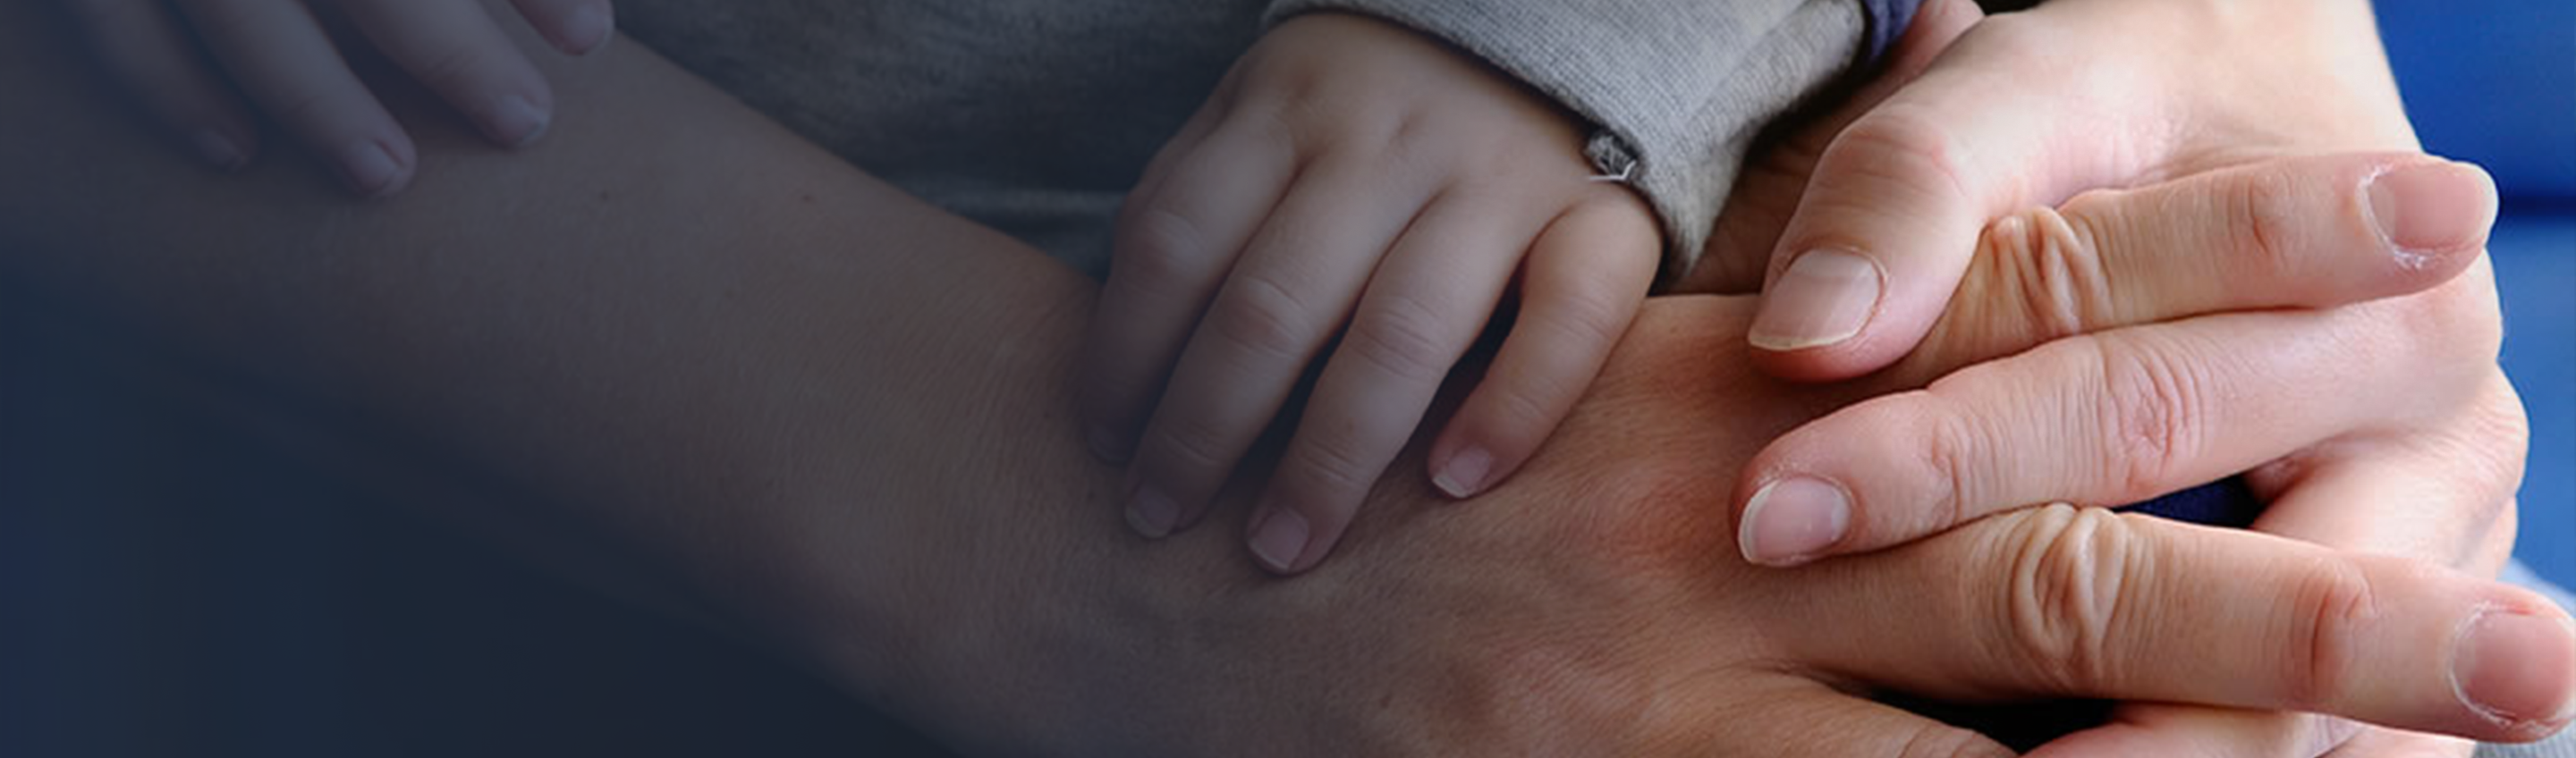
[0,3,1110,733]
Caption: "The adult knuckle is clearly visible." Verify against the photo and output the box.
[1903,390,1980,534]
[2091,341,2209,500]
[1827,105,1971,206]
[1998,505,2142,691]
[1988,206,2111,341]
[2231,164,2304,280]
[2279,557,2377,711]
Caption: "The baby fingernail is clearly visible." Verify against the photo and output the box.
[1126,484,1180,539]
[1247,504,1309,573]
[1432,447,1492,498]
[2451,610,2576,729]
[2367,160,2496,265]
[339,140,406,198]
[190,131,248,172]
[1750,249,1881,351]
[1739,477,1851,566]
[487,95,551,148]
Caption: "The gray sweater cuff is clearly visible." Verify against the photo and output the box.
[1263,0,1866,280]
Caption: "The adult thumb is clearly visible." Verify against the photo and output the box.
[1744,14,2166,381]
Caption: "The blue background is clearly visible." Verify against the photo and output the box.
[2378,1,2576,582]
[2,4,2571,756]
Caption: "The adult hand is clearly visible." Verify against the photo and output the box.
[56,0,612,196]
[1685,0,2538,754]
[1699,0,2421,375]
[876,293,2569,757]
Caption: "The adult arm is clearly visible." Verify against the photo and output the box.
[0,2,1103,737]
[4,3,2566,754]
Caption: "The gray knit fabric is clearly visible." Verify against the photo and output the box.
[617,0,1269,274]
[1263,0,1862,279]
[618,0,1865,281]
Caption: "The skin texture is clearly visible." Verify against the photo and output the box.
[56,0,614,196]
[5,1,2568,755]
[1688,1,2534,754]
[1080,13,1660,575]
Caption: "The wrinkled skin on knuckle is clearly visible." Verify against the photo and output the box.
[2276,555,2378,712]
[2228,162,2307,286]
[1996,504,2147,694]
[2087,336,2211,501]
[1990,205,2114,345]
[1809,105,1972,228]
[1904,390,1982,538]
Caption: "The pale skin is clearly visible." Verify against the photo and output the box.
[7,2,2572,755]
[1692,4,2544,752]
[1708,0,2524,568]
[1081,12,1659,574]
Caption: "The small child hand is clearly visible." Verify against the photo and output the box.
[60,0,613,196]
[1078,13,1660,574]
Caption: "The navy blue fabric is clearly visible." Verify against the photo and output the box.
[2117,478,2265,528]
[1861,0,1927,63]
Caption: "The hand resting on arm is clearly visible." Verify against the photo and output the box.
[1,3,2565,754]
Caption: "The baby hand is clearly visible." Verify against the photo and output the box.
[60,0,613,196]
[1078,13,1660,574]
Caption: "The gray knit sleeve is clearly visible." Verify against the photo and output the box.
[1262,0,1867,279]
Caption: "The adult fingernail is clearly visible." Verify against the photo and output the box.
[1739,477,1851,566]
[1750,249,1881,351]
[190,131,248,172]
[562,4,614,55]
[340,140,406,198]
[487,96,551,148]
[1432,447,1492,498]
[2367,161,2496,265]
[2450,609,2576,729]
[1126,484,1179,539]
[1247,504,1309,573]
